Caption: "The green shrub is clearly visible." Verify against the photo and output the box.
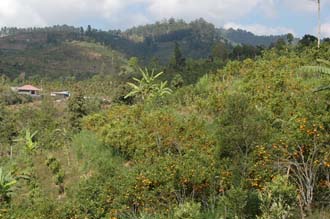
[257,175,297,219]
[217,187,248,219]
[173,201,201,219]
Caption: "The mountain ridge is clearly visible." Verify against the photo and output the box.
[0,19,290,80]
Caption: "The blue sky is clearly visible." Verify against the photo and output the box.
[0,0,329,37]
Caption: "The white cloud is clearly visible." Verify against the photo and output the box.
[0,0,146,27]
[0,1,47,27]
[321,23,330,38]
[0,0,277,28]
[146,0,278,25]
[0,0,328,36]
[283,0,330,13]
[224,22,295,36]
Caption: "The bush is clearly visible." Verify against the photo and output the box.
[173,201,201,219]
[257,175,297,219]
[216,187,248,219]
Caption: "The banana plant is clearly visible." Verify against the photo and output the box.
[300,59,330,91]
[0,167,17,203]
[125,68,172,101]
[14,129,38,154]
[156,81,173,97]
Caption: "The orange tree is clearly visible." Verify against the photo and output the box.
[82,105,218,217]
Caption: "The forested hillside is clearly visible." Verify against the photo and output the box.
[0,41,129,80]
[1,30,330,219]
[0,19,288,78]
[220,28,290,46]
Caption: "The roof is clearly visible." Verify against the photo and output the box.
[17,85,41,91]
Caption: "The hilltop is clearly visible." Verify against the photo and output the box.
[0,19,290,81]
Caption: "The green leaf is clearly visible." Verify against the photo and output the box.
[317,59,330,67]
[300,66,330,75]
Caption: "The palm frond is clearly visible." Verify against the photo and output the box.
[153,71,164,80]
[132,77,141,83]
[127,82,140,90]
[313,85,330,92]
[317,59,330,67]
[300,66,330,75]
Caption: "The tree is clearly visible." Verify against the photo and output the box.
[278,140,324,217]
[274,115,329,218]
[274,38,287,50]
[171,42,186,70]
[299,34,318,47]
[86,25,92,37]
[286,33,294,45]
[310,0,322,48]
[80,26,84,39]
[216,93,269,179]
[317,0,321,48]
[212,42,228,60]
[68,88,88,131]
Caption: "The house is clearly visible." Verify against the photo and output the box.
[50,91,70,99]
[14,85,42,96]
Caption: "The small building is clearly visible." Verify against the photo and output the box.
[15,85,42,96]
[51,91,70,99]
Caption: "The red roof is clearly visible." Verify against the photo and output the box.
[17,85,41,91]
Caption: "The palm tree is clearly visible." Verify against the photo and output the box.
[0,167,17,203]
[300,59,330,91]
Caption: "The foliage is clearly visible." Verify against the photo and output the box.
[171,74,184,89]
[257,175,296,219]
[68,88,88,131]
[299,35,318,47]
[125,68,172,101]
[46,155,65,193]
[14,129,38,154]
[173,201,201,219]
[170,42,186,71]
[2,34,330,219]
[0,167,17,203]
[300,59,330,91]
[216,187,248,219]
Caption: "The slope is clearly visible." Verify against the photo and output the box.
[0,32,129,80]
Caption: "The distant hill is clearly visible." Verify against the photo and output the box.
[0,20,289,79]
[115,18,287,62]
[0,41,128,81]
[219,28,288,46]
[0,29,129,80]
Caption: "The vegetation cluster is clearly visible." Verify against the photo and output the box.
[0,24,330,219]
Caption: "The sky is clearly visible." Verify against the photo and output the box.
[0,0,329,37]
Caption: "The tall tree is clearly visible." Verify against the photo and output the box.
[68,88,87,131]
[317,0,321,48]
[171,42,185,70]
[287,33,294,45]
[311,0,321,48]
